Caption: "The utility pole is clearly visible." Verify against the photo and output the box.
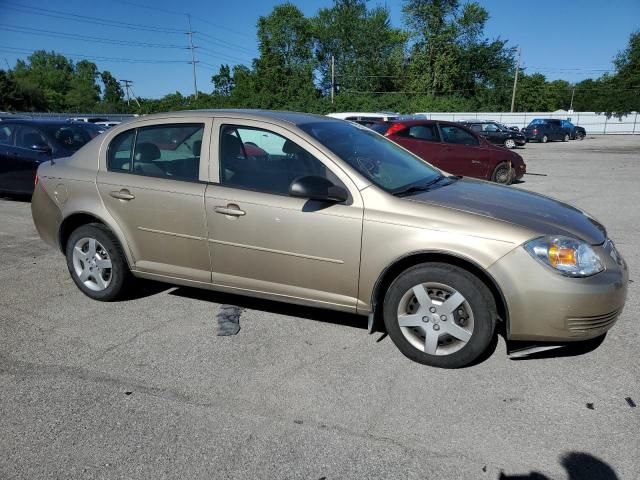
[510,47,521,113]
[187,14,198,99]
[569,87,575,112]
[330,55,335,104]
[120,79,133,106]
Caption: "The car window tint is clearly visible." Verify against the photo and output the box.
[483,123,499,132]
[0,124,14,145]
[16,126,48,149]
[128,124,203,181]
[44,125,94,151]
[405,125,439,141]
[219,125,338,196]
[439,125,479,146]
[469,124,482,132]
[107,129,135,172]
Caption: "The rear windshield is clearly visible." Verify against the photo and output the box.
[42,124,99,151]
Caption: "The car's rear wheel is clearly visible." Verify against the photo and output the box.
[504,138,516,149]
[541,135,548,143]
[563,133,570,142]
[491,162,513,185]
[65,223,130,301]
[383,263,497,368]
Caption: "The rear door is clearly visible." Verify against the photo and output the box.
[437,123,491,179]
[96,118,213,283]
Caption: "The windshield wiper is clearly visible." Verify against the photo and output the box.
[392,175,448,197]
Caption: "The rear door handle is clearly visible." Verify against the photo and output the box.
[110,189,135,200]
[214,204,245,216]
[471,160,481,164]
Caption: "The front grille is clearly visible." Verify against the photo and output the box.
[566,309,620,334]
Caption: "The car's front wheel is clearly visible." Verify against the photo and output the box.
[576,131,585,140]
[504,138,516,149]
[65,223,130,301]
[383,263,497,368]
[491,162,513,185]
[541,135,548,143]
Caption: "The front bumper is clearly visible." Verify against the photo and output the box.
[514,137,526,146]
[488,243,628,342]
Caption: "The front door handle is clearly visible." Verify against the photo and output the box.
[471,160,481,164]
[214,204,245,216]
[110,189,135,200]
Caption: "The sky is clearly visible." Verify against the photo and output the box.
[1,0,639,99]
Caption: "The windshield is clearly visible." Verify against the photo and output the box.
[42,124,99,151]
[299,121,441,192]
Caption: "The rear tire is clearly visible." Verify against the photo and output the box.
[491,162,513,185]
[563,134,569,142]
[65,223,131,301]
[383,263,497,368]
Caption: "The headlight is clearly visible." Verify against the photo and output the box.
[524,236,604,277]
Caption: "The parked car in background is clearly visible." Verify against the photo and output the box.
[459,120,526,149]
[69,117,110,124]
[327,112,398,127]
[561,120,586,140]
[30,110,628,368]
[94,121,121,129]
[521,119,570,143]
[371,120,526,184]
[0,120,103,195]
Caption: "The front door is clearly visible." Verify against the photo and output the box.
[437,124,490,179]
[97,119,212,283]
[205,119,364,311]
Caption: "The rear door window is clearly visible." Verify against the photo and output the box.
[107,124,203,181]
[15,126,49,149]
[0,124,15,145]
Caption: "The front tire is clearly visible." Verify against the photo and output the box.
[576,131,585,140]
[65,223,131,301]
[504,138,516,149]
[382,263,497,368]
[541,135,548,143]
[491,162,513,185]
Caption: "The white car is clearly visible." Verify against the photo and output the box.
[326,112,399,125]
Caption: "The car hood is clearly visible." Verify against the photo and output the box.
[407,178,606,245]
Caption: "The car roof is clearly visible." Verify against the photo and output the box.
[0,118,88,126]
[112,109,344,128]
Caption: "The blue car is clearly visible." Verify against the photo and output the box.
[0,120,103,195]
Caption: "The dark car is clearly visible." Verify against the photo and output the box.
[459,120,526,149]
[371,120,526,184]
[560,120,586,140]
[0,120,103,195]
[521,119,570,143]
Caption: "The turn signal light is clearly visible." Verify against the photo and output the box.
[548,244,577,268]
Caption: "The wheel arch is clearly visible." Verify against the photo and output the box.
[370,251,509,330]
[58,212,134,268]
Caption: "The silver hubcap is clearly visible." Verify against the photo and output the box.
[72,237,112,291]
[505,139,515,148]
[495,166,510,183]
[397,282,474,356]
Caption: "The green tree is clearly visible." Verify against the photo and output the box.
[66,60,101,111]
[100,71,124,107]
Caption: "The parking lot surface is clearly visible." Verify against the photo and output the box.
[1,135,638,479]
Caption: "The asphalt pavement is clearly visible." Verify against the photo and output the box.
[0,135,638,479]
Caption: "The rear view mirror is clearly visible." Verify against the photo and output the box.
[289,176,348,203]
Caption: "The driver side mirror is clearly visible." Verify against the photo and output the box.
[31,143,52,154]
[289,176,348,203]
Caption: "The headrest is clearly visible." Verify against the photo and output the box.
[134,142,161,162]
[192,140,202,157]
[283,139,303,155]
[221,133,242,157]
[23,132,43,146]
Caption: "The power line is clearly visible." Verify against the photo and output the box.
[194,31,257,55]
[0,47,191,64]
[3,2,186,34]
[197,48,252,66]
[0,24,189,49]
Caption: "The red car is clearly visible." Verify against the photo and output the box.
[371,120,526,184]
